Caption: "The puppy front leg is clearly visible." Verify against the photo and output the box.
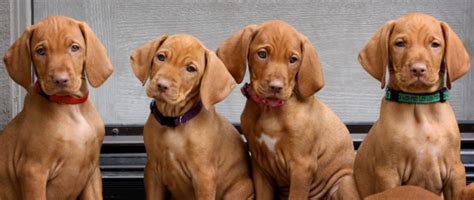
[144,161,166,200]
[333,175,361,200]
[443,162,466,200]
[18,164,48,200]
[253,161,274,200]
[79,167,103,200]
[288,162,312,200]
[374,167,400,193]
[144,163,166,200]
[193,168,217,200]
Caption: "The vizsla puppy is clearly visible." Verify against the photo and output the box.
[0,16,113,199]
[130,34,254,199]
[354,13,471,199]
[217,20,360,199]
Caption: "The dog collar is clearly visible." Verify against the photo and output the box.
[241,83,284,107]
[385,87,449,104]
[34,81,88,104]
[150,100,203,128]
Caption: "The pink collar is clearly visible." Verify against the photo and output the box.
[34,81,88,104]
[241,83,284,107]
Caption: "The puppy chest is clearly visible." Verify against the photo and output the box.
[152,135,196,189]
[249,131,292,182]
[154,150,196,192]
[404,144,451,179]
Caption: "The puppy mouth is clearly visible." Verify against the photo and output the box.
[263,94,286,101]
[406,76,437,87]
[41,82,82,97]
[150,90,182,105]
[396,75,440,93]
[254,88,291,101]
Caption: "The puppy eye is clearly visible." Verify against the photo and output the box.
[70,44,80,52]
[289,55,298,64]
[431,42,440,48]
[157,54,166,62]
[257,50,267,59]
[395,41,406,48]
[36,47,46,56]
[186,65,197,73]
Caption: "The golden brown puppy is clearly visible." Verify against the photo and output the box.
[365,186,442,200]
[130,34,254,199]
[0,16,113,199]
[354,13,471,199]
[217,20,359,199]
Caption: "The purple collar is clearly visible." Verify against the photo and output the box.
[150,100,203,127]
[241,83,284,107]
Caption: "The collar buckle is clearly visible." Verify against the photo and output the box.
[178,115,184,125]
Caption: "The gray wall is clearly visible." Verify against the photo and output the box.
[0,0,30,129]
[1,0,473,128]
[0,0,11,129]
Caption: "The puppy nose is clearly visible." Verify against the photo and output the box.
[157,79,171,92]
[269,80,284,93]
[410,63,427,77]
[53,73,69,87]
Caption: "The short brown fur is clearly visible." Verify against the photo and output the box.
[217,20,359,200]
[130,34,254,199]
[0,16,113,199]
[355,13,471,199]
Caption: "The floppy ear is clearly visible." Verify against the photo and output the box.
[130,35,168,85]
[3,26,33,89]
[78,22,114,88]
[200,50,236,110]
[441,22,471,89]
[216,24,259,83]
[358,20,395,89]
[297,35,324,98]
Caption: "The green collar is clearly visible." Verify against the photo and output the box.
[385,87,449,104]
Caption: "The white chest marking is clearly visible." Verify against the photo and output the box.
[168,151,175,160]
[258,133,278,154]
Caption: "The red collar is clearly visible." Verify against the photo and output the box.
[34,81,88,104]
[241,83,284,107]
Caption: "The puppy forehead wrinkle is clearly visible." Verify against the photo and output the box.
[161,37,206,60]
[32,25,84,47]
[255,31,300,56]
[393,25,443,45]
[396,14,443,35]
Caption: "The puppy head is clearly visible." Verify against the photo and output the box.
[217,20,324,99]
[359,13,470,92]
[130,34,236,110]
[3,16,113,95]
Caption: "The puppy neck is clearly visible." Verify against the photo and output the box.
[30,80,89,105]
[386,76,444,94]
[154,90,202,117]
